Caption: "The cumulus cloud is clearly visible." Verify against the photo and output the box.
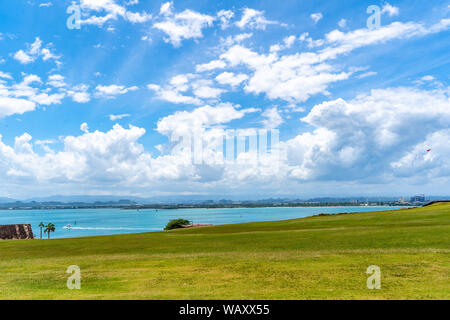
[153,2,214,47]
[148,74,226,104]
[200,18,450,103]
[192,80,226,99]
[219,44,350,102]
[13,37,60,65]
[196,60,227,72]
[147,73,203,105]
[0,97,36,118]
[0,73,70,118]
[0,71,12,80]
[285,86,450,181]
[0,71,93,116]
[217,9,234,29]
[1,85,449,195]
[13,50,34,64]
[215,72,248,87]
[79,0,152,26]
[66,84,91,103]
[47,74,66,88]
[262,107,283,129]
[95,84,138,98]
[381,3,400,16]
[156,103,249,138]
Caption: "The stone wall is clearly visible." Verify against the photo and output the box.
[0,224,34,240]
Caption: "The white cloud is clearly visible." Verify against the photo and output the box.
[39,2,53,7]
[1,85,449,195]
[156,103,249,139]
[0,97,36,118]
[236,8,279,30]
[338,18,347,28]
[212,19,450,103]
[69,91,91,103]
[0,73,92,119]
[30,92,65,105]
[285,86,450,181]
[154,3,214,47]
[193,85,225,99]
[13,50,34,64]
[66,84,91,103]
[147,83,202,105]
[79,0,152,26]
[125,11,152,23]
[270,35,296,52]
[215,72,248,87]
[13,37,60,65]
[310,13,323,24]
[217,9,234,29]
[357,71,377,79]
[0,73,66,117]
[421,75,435,82]
[322,19,450,59]
[196,60,227,72]
[0,124,154,184]
[95,84,138,98]
[47,74,66,88]
[220,44,350,102]
[262,107,283,129]
[0,71,12,80]
[160,2,173,16]
[381,3,400,16]
[220,33,253,48]
[109,114,131,121]
[147,73,226,104]
[80,122,89,133]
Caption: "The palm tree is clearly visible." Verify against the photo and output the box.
[38,222,45,239]
[44,223,55,239]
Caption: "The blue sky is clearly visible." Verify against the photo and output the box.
[0,0,449,199]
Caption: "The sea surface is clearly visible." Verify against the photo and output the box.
[0,206,407,239]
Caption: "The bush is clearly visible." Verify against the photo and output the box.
[164,219,191,230]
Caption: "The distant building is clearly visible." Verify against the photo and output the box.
[410,194,425,203]
[0,224,34,240]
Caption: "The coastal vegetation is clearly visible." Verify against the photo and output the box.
[164,219,191,230]
[0,203,448,299]
[44,223,55,239]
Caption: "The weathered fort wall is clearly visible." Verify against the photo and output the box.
[0,224,34,240]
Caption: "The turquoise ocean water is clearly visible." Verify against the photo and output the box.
[0,206,407,239]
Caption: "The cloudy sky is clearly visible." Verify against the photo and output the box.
[0,0,449,199]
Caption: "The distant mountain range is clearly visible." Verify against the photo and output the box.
[1,194,450,205]
[0,197,15,203]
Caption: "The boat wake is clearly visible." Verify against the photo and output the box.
[63,226,159,231]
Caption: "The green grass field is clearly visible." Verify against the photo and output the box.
[0,203,449,300]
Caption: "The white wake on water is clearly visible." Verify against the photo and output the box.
[63,226,159,231]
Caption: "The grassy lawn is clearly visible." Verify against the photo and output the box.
[0,203,448,299]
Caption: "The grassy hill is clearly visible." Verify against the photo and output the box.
[0,203,448,299]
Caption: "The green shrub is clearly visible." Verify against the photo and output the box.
[164,219,191,230]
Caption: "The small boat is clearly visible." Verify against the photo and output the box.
[63,224,72,229]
